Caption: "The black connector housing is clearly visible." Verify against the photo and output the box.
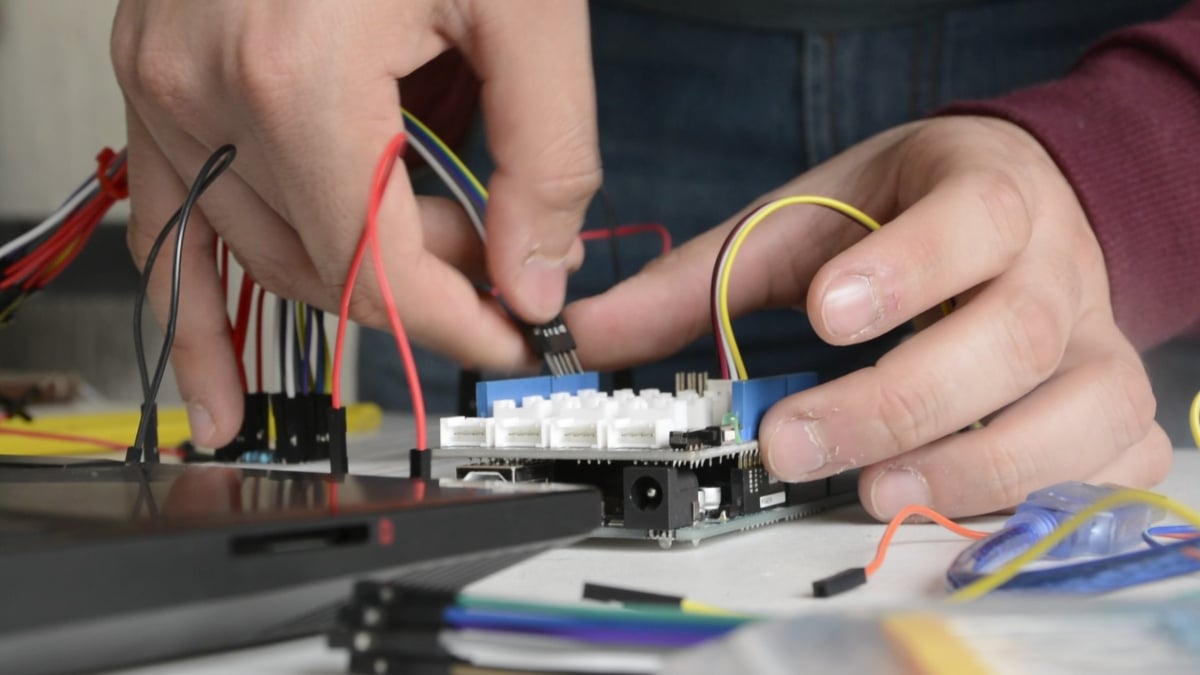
[215,393,271,462]
[812,567,867,598]
[409,448,431,480]
[125,403,160,464]
[523,314,576,355]
[295,394,317,461]
[622,466,699,531]
[582,582,682,607]
[328,406,348,474]
[668,425,732,449]
[312,393,333,460]
[271,394,301,463]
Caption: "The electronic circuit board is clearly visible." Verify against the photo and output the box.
[434,371,858,547]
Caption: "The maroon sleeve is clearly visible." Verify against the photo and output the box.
[939,2,1200,351]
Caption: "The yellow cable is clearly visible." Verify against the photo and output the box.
[401,109,489,199]
[1189,390,1200,450]
[0,403,384,456]
[678,599,748,617]
[949,488,1200,602]
[717,196,883,379]
[882,613,994,675]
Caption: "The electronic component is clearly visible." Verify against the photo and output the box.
[214,393,270,462]
[456,462,553,483]
[523,314,584,376]
[435,371,853,547]
[409,448,431,480]
[812,567,867,598]
[1007,481,1161,559]
[670,425,736,450]
[474,371,599,418]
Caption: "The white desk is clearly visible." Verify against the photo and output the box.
[109,423,1200,674]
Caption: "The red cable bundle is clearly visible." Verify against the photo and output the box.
[1,149,128,292]
[331,133,427,449]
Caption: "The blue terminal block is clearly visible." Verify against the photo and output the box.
[731,372,818,441]
[476,372,600,417]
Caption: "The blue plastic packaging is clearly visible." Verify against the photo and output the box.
[1006,481,1162,559]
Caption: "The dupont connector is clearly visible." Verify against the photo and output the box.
[328,406,348,474]
[812,568,867,598]
[125,402,160,463]
[272,394,302,463]
[312,393,333,460]
[296,394,318,461]
[216,393,271,462]
[409,448,431,480]
[524,314,584,376]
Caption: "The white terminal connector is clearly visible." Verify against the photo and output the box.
[439,416,494,447]
[443,384,735,449]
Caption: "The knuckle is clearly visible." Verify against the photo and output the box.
[969,168,1033,255]
[1138,427,1174,487]
[523,125,603,216]
[230,38,303,120]
[345,283,385,330]
[1101,357,1157,445]
[533,162,603,221]
[110,27,139,92]
[134,42,194,116]
[873,374,942,451]
[996,291,1067,385]
[241,259,291,299]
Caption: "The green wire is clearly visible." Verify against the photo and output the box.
[456,595,757,628]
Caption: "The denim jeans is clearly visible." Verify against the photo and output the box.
[360,0,1188,434]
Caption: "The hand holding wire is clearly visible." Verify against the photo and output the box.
[565,116,1169,521]
[111,0,599,447]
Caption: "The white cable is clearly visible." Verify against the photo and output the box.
[712,235,739,378]
[0,177,98,261]
[406,133,487,242]
[712,201,772,380]
[275,296,286,394]
[283,301,296,398]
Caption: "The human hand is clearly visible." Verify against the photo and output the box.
[566,117,1170,519]
[110,0,600,446]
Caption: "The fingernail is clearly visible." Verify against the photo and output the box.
[764,418,828,481]
[822,274,879,337]
[187,403,215,446]
[517,254,567,319]
[870,469,931,518]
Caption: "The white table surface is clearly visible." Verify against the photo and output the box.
[107,417,1200,674]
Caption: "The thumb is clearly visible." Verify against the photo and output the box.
[450,0,601,323]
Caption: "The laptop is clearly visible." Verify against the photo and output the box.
[0,458,599,674]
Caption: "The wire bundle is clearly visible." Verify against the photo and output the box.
[710,197,884,380]
[329,581,754,674]
[331,132,427,449]
[129,146,237,462]
[0,149,129,324]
